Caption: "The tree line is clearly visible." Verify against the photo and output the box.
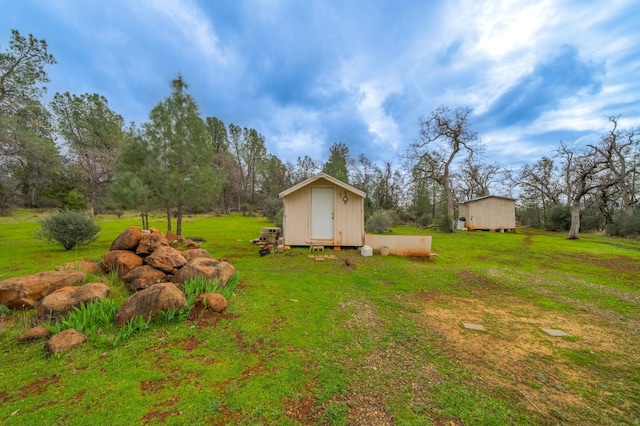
[1,30,639,238]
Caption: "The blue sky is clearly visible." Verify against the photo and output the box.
[3,0,640,168]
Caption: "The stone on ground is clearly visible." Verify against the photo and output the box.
[463,322,486,331]
[45,328,87,354]
[0,271,86,310]
[121,265,167,292]
[55,260,101,274]
[171,258,235,286]
[199,293,228,313]
[115,282,186,326]
[542,328,570,337]
[101,250,143,278]
[37,282,110,322]
[144,246,188,274]
[109,226,143,251]
[18,326,51,343]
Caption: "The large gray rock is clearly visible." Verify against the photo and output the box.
[122,265,167,292]
[101,250,143,278]
[0,271,86,310]
[144,246,187,274]
[37,282,110,322]
[45,328,87,354]
[115,282,186,326]
[109,226,143,251]
[171,258,235,287]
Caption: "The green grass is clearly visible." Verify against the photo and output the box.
[1,213,639,425]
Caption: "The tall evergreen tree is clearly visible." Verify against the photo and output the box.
[144,75,222,235]
[323,142,350,183]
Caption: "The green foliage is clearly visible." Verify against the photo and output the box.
[545,205,572,231]
[44,299,118,335]
[365,209,397,233]
[62,189,87,211]
[323,142,350,183]
[438,214,453,233]
[36,210,100,250]
[607,210,640,238]
[0,304,10,316]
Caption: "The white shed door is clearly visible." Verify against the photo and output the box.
[311,187,334,240]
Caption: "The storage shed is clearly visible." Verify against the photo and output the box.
[457,195,516,232]
[278,172,366,247]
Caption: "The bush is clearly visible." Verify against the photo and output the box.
[365,210,396,233]
[606,211,640,238]
[545,205,571,231]
[437,215,453,233]
[37,210,101,250]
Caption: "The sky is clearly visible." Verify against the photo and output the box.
[3,0,640,169]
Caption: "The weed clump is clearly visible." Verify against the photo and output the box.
[36,210,100,250]
[365,210,397,233]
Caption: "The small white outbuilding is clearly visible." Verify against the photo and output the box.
[457,195,516,232]
[278,172,366,247]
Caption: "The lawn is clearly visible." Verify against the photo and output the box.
[1,211,639,425]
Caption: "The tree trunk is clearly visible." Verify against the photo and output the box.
[567,200,581,239]
[87,199,95,219]
[176,203,183,236]
[166,208,172,233]
[445,179,455,233]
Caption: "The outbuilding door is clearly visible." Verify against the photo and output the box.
[311,187,334,240]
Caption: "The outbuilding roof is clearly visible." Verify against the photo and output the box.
[459,195,516,204]
[278,172,366,199]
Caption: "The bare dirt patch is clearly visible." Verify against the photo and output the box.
[413,290,640,423]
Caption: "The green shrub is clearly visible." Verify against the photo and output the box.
[606,210,640,238]
[438,215,453,233]
[365,210,396,233]
[37,210,101,250]
[545,205,571,231]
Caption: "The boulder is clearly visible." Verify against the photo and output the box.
[109,226,143,251]
[115,282,186,326]
[144,246,187,274]
[0,271,86,310]
[37,282,110,322]
[101,250,143,278]
[171,258,235,286]
[18,326,51,343]
[44,328,86,354]
[136,230,169,256]
[181,248,212,263]
[122,265,167,292]
[55,260,101,274]
[165,231,179,242]
[199,293,227,313]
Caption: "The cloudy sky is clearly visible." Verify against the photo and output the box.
[3,1,640,168]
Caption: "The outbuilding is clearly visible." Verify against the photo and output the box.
[457,195,516,232]
[278,172,366,247]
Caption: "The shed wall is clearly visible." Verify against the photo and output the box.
[282,178,364,246]
[465,198,515,230]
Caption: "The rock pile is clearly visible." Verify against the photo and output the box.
[0,226,235,354]
[100,227,235,291]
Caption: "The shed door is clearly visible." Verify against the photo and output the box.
[311,187,334,240]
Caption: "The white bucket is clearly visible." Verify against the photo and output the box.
[360,245,372,257]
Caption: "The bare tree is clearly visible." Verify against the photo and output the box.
[404,106,481,232]
[556,141,610,239]
[453,158,501,200]
[589,116,639,217]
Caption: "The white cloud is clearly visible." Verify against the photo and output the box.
[138,0,228,65]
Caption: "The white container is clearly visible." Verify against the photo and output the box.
[360,245,372,257]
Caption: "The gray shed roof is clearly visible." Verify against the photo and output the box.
[459,195,515,204]
[278,172,366,199]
